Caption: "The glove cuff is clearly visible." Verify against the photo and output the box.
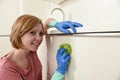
[48,19,58,28]
[56,68,65,75]
[51,71,64,80]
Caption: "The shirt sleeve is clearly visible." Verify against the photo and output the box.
[51,71,64,80]
[0,68,23,80]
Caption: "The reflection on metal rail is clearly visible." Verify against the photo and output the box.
[46,31,120,37]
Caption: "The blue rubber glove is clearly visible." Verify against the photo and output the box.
[48,19,83,34]
[55,21,83,34]
[56,48,71,75]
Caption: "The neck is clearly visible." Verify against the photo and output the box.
[14,48,31,57]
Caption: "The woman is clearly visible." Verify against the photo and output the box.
[0,14,83,80]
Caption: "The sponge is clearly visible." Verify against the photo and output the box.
[59,43,72,64]
[59,43,72,55]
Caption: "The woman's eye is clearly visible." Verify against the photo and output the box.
[39,32,44,36]
[30,31,36,35]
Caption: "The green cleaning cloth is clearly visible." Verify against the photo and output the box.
[59,43,72,64]
[59,43,72,55]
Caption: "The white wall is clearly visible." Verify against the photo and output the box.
[0,0,22,35]
[60,0,120,30]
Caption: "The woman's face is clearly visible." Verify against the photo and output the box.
[21,23,44,52]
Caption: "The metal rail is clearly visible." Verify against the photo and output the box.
[1,31,120,37]
[0,35,9,37]
[46,31,120,36]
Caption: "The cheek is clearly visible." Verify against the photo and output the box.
[21,36,32,46]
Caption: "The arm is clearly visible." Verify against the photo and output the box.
[43,18,56,32]
[43,18,83,34]
[51,48,71,80]
[51,71,64,80]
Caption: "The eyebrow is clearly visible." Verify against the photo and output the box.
[30,29,44,33]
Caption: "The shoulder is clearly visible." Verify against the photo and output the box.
[0,56,19,72]
[0,56,9,68]
[0,57,22,80]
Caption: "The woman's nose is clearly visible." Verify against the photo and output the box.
[36,34,42,41]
